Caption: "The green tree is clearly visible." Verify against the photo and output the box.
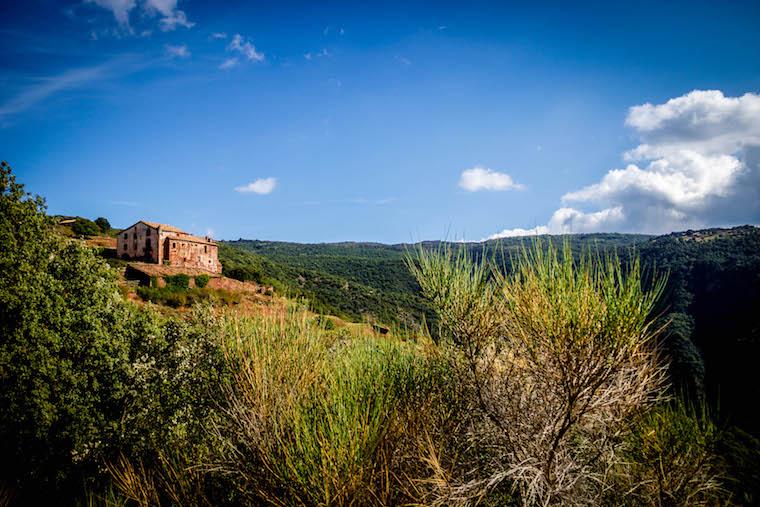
[0,161,132,497]
[95,216,111,233]
[71,217,100,236]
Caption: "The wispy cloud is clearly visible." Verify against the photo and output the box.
[304,48,331,60]
[235,177,277,195]
[85,0,193,33]
[219,57,238,70]
[297,197,396,206]
[143,0,194,31]
[322,26,345,36]
[165,44,190,58]
[86,0,137,29]
[395,55,412,66]
[210,32,227,40]
[227,33,264,62]
[0,63,117,121]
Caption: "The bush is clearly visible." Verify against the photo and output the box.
[0,163,231,502]
[137,285,240,308]
[107,306,232,505]
[1,162,133,497]
[71,217,100,236]
[163,273,190,290]
[407,241,669,505]
[195,274,210,288]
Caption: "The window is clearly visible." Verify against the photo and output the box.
[123,233,128,239]
[172,242,176,248]
[204,245,207,253]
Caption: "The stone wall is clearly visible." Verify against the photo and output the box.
[161,234,221,273]
[117,222,159,262]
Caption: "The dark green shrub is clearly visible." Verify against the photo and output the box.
[163,274,190,291]
[0,162,133,497]
[71,217,100,236]
[195,274,210,288]
[316,315,336,330]
[95,217,111,233]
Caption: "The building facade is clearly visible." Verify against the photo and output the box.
[117,220,221,274]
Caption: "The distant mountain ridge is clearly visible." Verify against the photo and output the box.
[220,225,760,433]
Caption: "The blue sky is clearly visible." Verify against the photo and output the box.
[2,1,760,242]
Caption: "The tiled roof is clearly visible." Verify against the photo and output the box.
[164,233,216,245]
[141,221,186,233]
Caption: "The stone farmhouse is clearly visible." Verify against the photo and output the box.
[117,220,221,274]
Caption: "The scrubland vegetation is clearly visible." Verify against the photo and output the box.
[0,160,755,505]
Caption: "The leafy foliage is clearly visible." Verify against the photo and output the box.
[163,273,190,290]
[1,161,132,494]
[0,162,229,502]
[95,217,111,234]
[71,216,101,236]
[137,285,240,307]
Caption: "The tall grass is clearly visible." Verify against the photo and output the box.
[615,400,727,506]
[96,242,731,506]
[214,305,449,506]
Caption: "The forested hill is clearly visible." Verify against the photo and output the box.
[219,233,652,324]
[221,226,760,433]
[220,229,759,328]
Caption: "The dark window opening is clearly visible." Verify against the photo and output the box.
[172,242,176,248]
[123,233,128,239]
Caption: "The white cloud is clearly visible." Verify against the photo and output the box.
[86,0,136,28]
[459,166,524,192]
[486,207,625,239]
[86,0,192,32]
[143,0,194,31]
[227,34,264,62]
[219,57,238,70]
[235,177,277,195]
[210,32,227,39]
[165,44,190,58]
[486,90,760,237]
[487,225,549,239]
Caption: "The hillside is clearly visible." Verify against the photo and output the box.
[222,226,760,435]
[220,233,651,327]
